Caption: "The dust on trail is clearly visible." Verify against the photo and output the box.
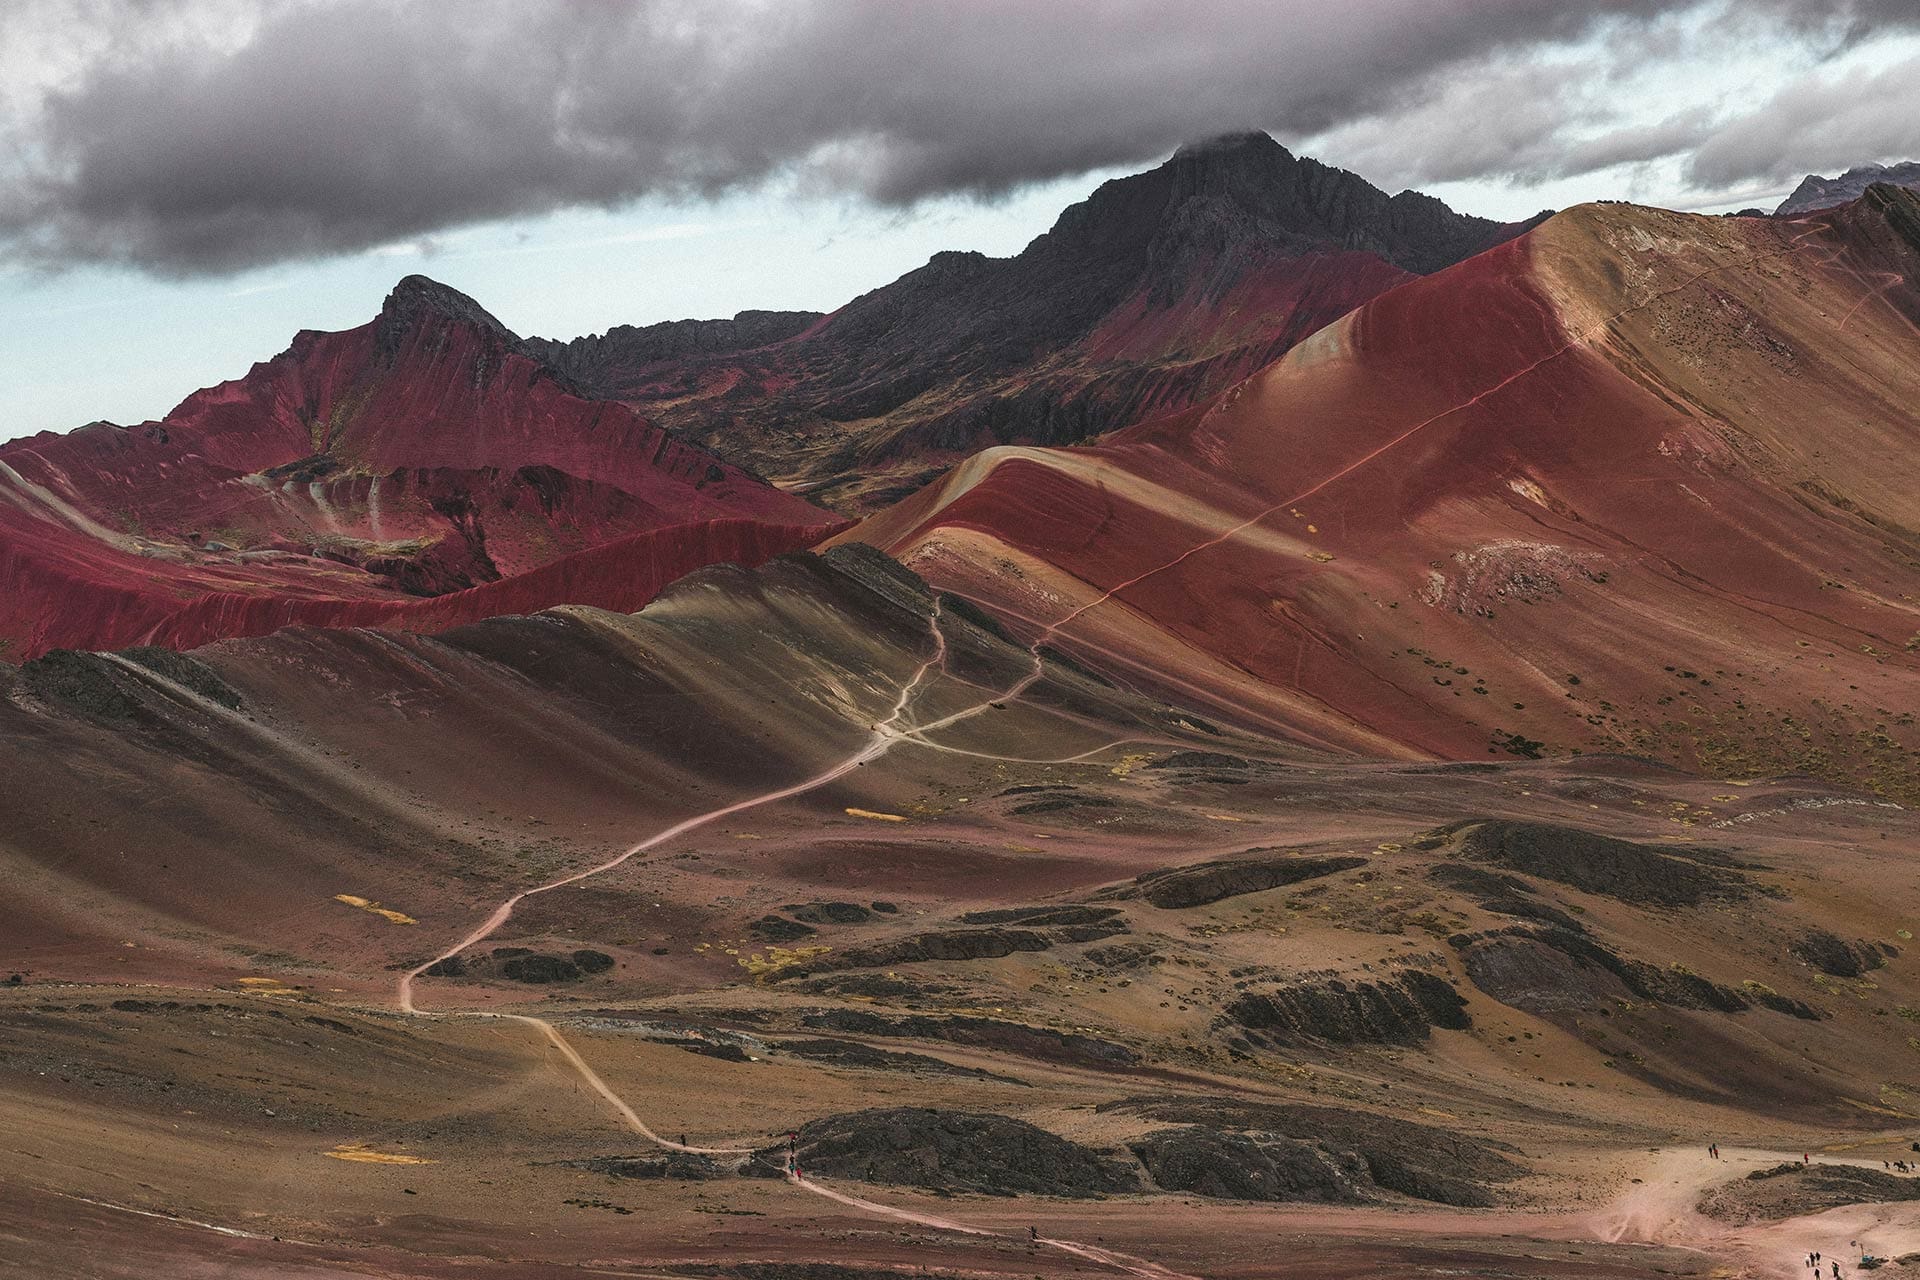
[1588,1147,1920,1280]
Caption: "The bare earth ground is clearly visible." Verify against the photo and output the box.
[4,743,1916,1278]
[2,550,1916,1278]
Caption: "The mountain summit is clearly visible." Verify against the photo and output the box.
[377,273,514,337]
[1048,130,1516,274]
[535,134,1539,510]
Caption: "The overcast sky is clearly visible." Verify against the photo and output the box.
[5,0,1919,440]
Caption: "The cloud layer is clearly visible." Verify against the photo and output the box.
[2,0,1915,276]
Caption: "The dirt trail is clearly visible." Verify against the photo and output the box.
[395,601,958,1016]
[393,602,1199,1278]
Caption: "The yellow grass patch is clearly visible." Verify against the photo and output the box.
[235,976,289,988]
[324,1143,435,1165]
[844,807,906,822]
[333,893,417,925]
[738,945,831,977]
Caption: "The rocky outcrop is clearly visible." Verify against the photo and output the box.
[799,1010,1137,1068]
[1778,162,1920,216]
[1130,1128,1360,1202]
[1459,927,1820,1020]
[749,1108,1138,1197]
[1427,862,1587,931]
[1145,750,1253,770]
[1106,1096,1525,1207]
[561,1151,722,1181]
[1698,1161,1920,1223]
[1121,853,1366,909]
[783,901,875,925]
[749,915,817,942]
[775,913,1127,977]
[1787,928,1890,978]
[1227,970,1470,1045]
[421,946,614,985]
[1435,820,1760,907]
[768,1039,1020,1083]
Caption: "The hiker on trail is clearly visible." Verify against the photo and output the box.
[1833,1261,1843,1279]
[1030,1226,1039,1245]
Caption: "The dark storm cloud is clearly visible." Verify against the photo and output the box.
[1,0,1916,276]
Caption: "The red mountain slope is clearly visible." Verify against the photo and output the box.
[0,277,843,660]
[844,186,1920,799]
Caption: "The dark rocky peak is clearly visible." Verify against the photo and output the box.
[374,274,517,357]
[1035,131,1503,276]
[1040,131,1298,259]
[1778,161,1920,216]
[522,309,822,393]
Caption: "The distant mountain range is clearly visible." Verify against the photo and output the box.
[1777,160,1920,214]
[7,145,1919,813]
[0,132,1537,659]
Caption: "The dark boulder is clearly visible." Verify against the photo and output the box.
[749,915,816,942]
[1228,970,1470,1044]
[1130,1127,1357,1202]
[572,949,615,974]
[1102,1095,1524,1208]
[800,1009,1138,1068]
[502,953,582,983]
[561,1152,721,1180]
[1788,929,1885,978]
[1439,819,1757,907]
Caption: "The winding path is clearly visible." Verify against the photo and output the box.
[395,603,1200,1279]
